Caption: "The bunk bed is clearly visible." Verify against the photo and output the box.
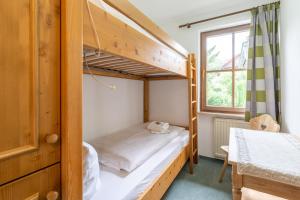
[82,0,199,199]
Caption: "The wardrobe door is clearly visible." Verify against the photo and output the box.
[0,0,60,184]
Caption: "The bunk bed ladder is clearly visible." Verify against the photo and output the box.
[188,53,198,173]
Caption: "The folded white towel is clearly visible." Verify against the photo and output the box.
[147,121,170,133]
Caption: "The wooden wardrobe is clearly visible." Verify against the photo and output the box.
[0,0,62,199]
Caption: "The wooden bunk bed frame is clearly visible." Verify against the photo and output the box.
[84,0,199,198]
[63,0,198,199]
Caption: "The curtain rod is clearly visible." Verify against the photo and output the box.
[178,1,279,29]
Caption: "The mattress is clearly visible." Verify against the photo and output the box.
[92,130,189,200]
[91,123,185,172]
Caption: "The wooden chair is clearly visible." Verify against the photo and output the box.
[249,114,280,132]
[218,114,280,183]
[218,145,229,183]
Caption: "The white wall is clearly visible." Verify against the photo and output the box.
[160,13,251,56]
[280,0,300,134]
[83,75,144,141]
[83,76,189,141]
[149,80,189,126]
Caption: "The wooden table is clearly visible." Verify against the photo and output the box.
[228,129,300,200]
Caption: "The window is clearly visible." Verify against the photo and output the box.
[201,25,250,113]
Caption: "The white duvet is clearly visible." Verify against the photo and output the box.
[90,123,185,172]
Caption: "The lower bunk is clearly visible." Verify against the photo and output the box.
[84,123,190,200]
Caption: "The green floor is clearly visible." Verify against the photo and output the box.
[163,157,232,200]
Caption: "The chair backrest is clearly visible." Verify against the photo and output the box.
[249,114,280,132]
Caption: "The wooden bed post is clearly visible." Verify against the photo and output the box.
[61,0,83,199]
[188,53,198,174]
[144,79,149,122]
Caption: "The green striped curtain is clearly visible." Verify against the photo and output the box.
[245,2,281,122]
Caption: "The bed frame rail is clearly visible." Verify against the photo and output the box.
[138,145,189,200]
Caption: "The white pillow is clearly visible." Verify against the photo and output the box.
[83,142,101,200]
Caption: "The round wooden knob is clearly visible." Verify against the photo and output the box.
[46,191,59,200]
[45,134,59,144]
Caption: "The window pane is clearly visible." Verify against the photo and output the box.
[206,72,232,107]
[235,31,250,69]
[206,33,232,71]
[234,71,247,108]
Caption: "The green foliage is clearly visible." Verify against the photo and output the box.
[206,46,247,108]
[207,72,232,107]
[207,45,220,70]
[234,71,247,108]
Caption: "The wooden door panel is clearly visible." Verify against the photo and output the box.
[0,0,60,184]
[0,164,60,200]
[0,0,39,160]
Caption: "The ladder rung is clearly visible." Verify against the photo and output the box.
[192,134,197,139]
[191,84,196,87]
[191,67,196,70]
[192,117,197,121]
[192,101,197,104]
[193,149,197,155]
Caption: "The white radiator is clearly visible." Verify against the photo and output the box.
[213,118,250,158]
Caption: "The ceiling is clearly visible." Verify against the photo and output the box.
[129,0,277,25]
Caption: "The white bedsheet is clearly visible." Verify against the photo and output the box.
[90,123,185,172]
[92,130,189,200]
[235,128,300,187]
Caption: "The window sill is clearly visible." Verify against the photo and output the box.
[198,111,245,120]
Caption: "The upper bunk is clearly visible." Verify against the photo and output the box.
[83,0,189,79]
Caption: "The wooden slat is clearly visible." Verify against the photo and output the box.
[84,55,115,62]
[87,58,127,66]
[83,50,174,76]
[121,68,165,74]
[147,75,186,81]
[91,62,140,68]
[144,79,149,122]
[83,1,187,76]
[61,0,83,199]
[102,0,189,58]
[88,64,166,76]
[84,53,112,59]
[85,57,122,64]
[132,70,166,75]
[83,68,145,80]
[107,65,158,70]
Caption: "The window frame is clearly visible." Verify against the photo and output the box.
[200,24,250,114]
